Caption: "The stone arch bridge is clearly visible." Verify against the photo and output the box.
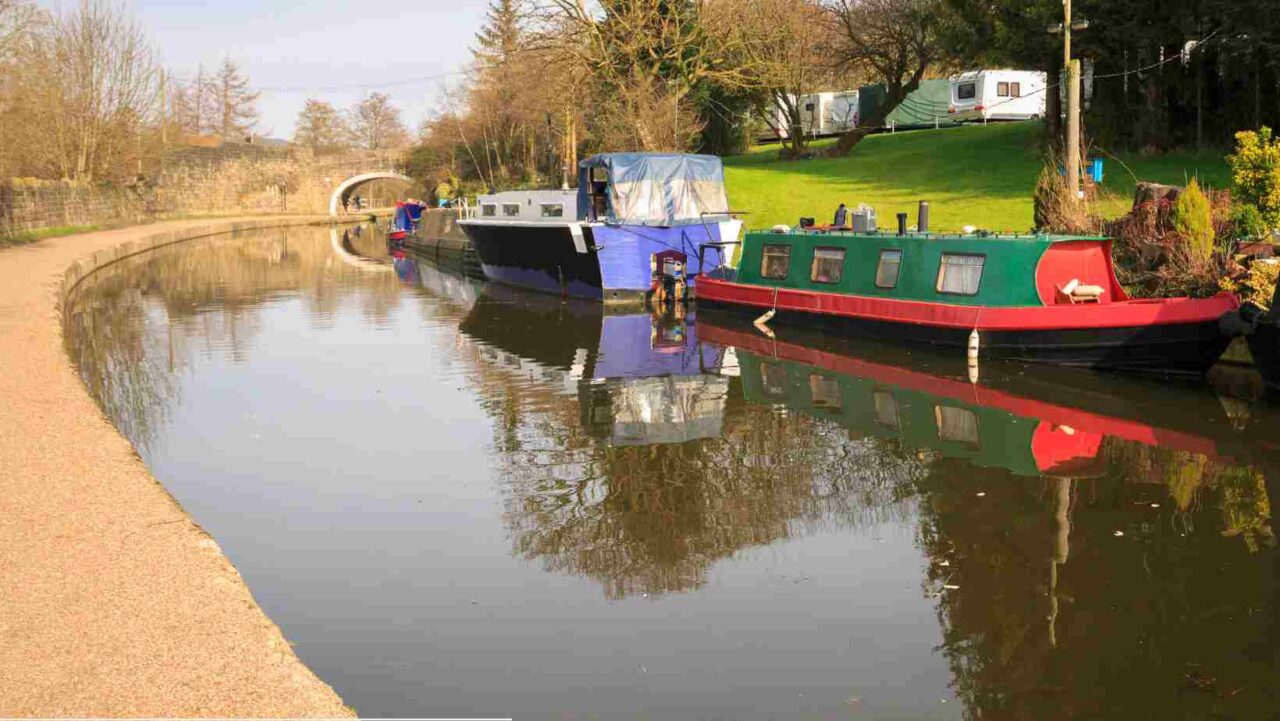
[155,142,417,217]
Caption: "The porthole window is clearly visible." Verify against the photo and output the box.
[761,244,792,280]
[937,253,985,295]
[875,249,902,289]
[810,247,845,284]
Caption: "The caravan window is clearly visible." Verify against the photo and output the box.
[810,247,845,284]
[997,82,1010,97]
[502,203,521,217]
[1010,82,1022,97]
[540,203,564,218]
[761,244,792,280]
[481,204,497,217]
[937,253,985,295]
[957,82,976,100]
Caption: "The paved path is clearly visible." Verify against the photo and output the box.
[0,218,356,717]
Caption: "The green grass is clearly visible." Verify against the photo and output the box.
[724,121,1231,233]
[0,223,107,248]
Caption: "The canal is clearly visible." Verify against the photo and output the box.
[63,223,1278,719]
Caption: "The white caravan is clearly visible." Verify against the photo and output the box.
[772,90,860,138]
[948,70,1047,122]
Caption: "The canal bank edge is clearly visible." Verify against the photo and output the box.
[1,217,361,717]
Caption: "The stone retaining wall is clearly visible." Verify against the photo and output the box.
[2,141,412,237]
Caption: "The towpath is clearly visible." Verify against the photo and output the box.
[0,218,356,717]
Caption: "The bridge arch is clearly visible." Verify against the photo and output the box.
[329,171,413,216]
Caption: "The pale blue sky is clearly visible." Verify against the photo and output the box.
[41,0,492,138]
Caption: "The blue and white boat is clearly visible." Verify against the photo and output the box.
[457,153,742,304]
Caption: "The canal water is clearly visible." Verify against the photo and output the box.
[64,223,1278,719]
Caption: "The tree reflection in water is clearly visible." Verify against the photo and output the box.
[63,224,403,451]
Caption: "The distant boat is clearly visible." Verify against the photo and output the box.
[457,153,742,304]
[696,227,1239,376]
[387,200,427,242]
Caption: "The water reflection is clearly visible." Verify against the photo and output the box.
[458,287,919,600]
[699,316,1278,718]
[61,228,1278,719]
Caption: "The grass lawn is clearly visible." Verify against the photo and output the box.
[724,121,1231,233]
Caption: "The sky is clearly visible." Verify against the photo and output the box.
[40,0,493,139]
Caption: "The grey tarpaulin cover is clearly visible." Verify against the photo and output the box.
[577,153,730,226]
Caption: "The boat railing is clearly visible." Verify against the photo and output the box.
[696,241,741,281]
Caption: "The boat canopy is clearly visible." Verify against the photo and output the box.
[578,153,729,226]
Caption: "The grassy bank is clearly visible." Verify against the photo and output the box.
[724,122,1231,232]
[1,224,108,248]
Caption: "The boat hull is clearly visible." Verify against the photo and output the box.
[459,220,739,303]
[697,279,1236,376]
[1246,321,1280,396]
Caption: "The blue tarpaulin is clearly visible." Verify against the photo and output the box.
[577,153,730,226]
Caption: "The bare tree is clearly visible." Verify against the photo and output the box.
[349,92,408,150]
[0,0,37,59]
[728,0,838,158]
[535,0,763,152]
[293,98,350,151]
[169,65,215,135]
[23,0,160,181]
[212,58,259,139]
[824,0,949,155]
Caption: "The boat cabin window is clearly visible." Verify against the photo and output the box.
[936,406,980,447]
[957,82,976,100]
[875,249,903,289]
[588,167,609,220]
[481,204,497,217]
[540,203,564,218]
[761,244,792,280]
[809,375,841,409]
[760,362,788,399]
[502,203,521,217]
[873,391,900,429]
[810,247,845,284]
[937,253,985,295]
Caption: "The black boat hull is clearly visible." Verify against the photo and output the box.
[698,301,1232,376]
[1247,321,1280,396]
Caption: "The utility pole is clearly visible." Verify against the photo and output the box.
[1063,0,1081,201]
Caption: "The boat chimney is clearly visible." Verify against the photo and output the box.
[918,201,930,233]
[896,213,908,236]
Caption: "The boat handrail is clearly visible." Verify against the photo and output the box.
[695,240,742,280]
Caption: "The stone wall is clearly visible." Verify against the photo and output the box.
[1,140,411,237]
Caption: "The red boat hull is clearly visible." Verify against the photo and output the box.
[697,278,1238,375]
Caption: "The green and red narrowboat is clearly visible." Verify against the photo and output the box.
[696,229,1239,375]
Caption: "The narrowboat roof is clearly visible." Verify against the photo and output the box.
[762,229,1109,243]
